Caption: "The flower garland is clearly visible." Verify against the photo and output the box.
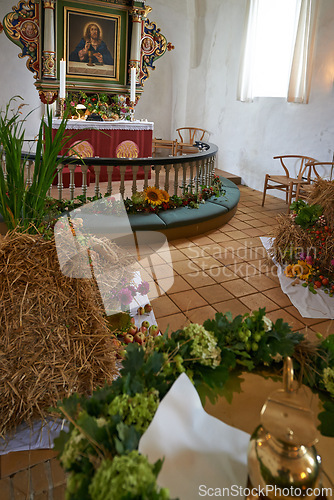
[64,91,136,121]
[53,308,334,500]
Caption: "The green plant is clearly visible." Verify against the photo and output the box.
[291,202,323,229]
[0,97,72,231]
[53,309,334,499]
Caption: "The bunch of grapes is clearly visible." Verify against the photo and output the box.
[225,326,266,353]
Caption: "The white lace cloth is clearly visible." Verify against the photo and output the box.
[261,237,334,319]
[52,119,154,131]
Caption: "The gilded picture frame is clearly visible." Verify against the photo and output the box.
[57,0,129,91]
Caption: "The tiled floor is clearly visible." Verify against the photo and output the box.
[144,185,334,339]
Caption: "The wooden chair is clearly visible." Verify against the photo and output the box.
[176,127,209,154]
[152,138,178,156]
[292,161,334,204]
[262,155,317,210]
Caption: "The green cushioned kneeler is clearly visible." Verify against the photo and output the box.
[218,177,240,189]
[157,203,228,228]
[208,188,240,211]
[128,212,166,231]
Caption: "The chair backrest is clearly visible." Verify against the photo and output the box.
[176,127,209,145]
[273,155,317,180]
[305,161,334,181]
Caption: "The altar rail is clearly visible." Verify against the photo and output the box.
[17,142,218,200]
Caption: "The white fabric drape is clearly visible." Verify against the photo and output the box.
[237,0,259,102]
[287,0,319,103]
[237,0,319,104]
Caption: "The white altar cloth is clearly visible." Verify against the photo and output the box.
[52,118,154,131]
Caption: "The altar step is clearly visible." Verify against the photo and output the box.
[215,169,242,185]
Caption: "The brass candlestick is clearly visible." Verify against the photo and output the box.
[59,98,65,119]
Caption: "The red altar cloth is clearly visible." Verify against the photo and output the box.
[52,119,153,184]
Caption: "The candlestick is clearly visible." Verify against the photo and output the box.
[59,59,66,99]
[59,98,65,119]
[129,101,135,122]
[130,67,136,103]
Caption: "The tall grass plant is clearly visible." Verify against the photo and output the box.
[0,96,71,231]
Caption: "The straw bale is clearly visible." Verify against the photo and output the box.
[307,179,334,228]
[0,230,128,437]
[272,213,334,273]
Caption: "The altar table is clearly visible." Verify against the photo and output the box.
[52,119,154,184]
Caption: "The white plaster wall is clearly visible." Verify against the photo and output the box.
[2,0,334,194]
[0,0,43,140]
[137,0,334,195]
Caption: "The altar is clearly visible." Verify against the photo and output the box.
[52,119,154,184]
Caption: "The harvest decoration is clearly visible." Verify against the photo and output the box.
[53,308,334,500]
[64,91,135,121]
[272,192,334,296]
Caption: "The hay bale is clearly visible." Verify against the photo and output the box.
[0,230,124,437]
[271,214,313,265]
[307,179,334,228]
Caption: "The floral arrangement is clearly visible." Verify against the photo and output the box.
[53,308,334,499]
[281,200,334,296]
[64,91,136,121]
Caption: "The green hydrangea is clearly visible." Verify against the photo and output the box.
[131,191,146,205]
[183,323,221,367]
[88,451,170,500]
[61,428,86,470]
[108,390,160,433]
[323,367,334,396]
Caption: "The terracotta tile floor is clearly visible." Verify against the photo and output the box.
[151,185,334,337]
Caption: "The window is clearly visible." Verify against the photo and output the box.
[252,0,300,98]
[237,0,319,103]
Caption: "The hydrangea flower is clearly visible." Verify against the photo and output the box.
[118,288,133,305]
[323,367,334,397]
[89,451,170,500]
[183,323,221,367]
[137,281,150,295]
[108,389,160,433]
[263,316,273,332]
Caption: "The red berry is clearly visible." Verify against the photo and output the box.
[314,281,322,289]
[322,278,329,286]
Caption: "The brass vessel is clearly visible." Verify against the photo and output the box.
[247,357,322,500]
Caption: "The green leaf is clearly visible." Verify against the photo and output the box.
[318,400,334,437]
[114,422,141,454]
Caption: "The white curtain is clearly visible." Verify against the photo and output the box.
[237,0,319,104]
[287,0,319,103]
[237,0,259,102]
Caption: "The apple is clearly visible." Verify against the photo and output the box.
[141,320,150,329]
[127,326,138,335]
[124,333,134,344]
[137,306,145,315]
[134,332,146,344]
[149,325,160,336]
[144,303,152,313]
[130,317,136,325]
[140,326,147,334]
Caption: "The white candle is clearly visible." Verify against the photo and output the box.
[59,59,66,99]
[130,67,136,103]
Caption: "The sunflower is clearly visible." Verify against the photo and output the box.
[144,186,163,206]
[159,189,170,203]
[285,260,313,280]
